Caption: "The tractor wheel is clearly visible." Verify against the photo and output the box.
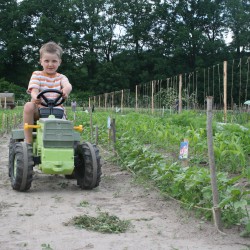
[74,142,102,189]
[9,142,34,191]
[8,138,17,177]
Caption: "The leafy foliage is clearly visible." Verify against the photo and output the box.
[71,212,131,233]
[0,78,28,102]
[0,0,249,98]
[71,109,249,232]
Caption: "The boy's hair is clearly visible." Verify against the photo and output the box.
[39,41,63,59]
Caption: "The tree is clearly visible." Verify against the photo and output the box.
[70,0,106,80]
[224,0,250,56]
[0,0,32,85]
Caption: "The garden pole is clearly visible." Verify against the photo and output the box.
[223,61,227,123]
[151,81,154,114]
[105,93,107,111]
[178,74,182,114]
[136,85,138,112]
[207,96,222,231]
[112,92,114,111]
[89,107,93,142]
[111,118,116,154]
[121,90,124,113]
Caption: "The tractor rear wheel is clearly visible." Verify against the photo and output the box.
[9,142,34,191]
[8,138,17,177]
[74,142,102,189]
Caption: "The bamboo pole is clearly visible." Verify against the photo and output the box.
[207,96,222,231]
[223,61,227,123]
[111,118,116,154]
[151,81,154,114]
[179,74,182,113]
[105,93,107,111]
[135,85,138,112]
[112,92,114,110]
[89,107,93,142]
[121,90,124,113]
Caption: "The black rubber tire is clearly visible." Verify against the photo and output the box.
[9,142,34,192]
[8,138,16,177]
[74,142,102,189]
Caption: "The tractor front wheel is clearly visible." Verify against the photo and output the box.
[9,142,34,191]
[74,142,102,189]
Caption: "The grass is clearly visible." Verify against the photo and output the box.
[78,200,89,207]
[69,212,131,234]
[41,243,53,250]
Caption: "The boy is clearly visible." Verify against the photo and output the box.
[23,41,72,143]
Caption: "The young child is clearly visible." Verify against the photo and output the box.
[23,41,72,143]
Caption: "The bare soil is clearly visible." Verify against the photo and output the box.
[0,133,249,250]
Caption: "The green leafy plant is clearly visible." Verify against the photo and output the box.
[70,212,131,234]
[41,243,53,250]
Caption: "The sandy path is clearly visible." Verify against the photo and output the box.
[0,134,249,250]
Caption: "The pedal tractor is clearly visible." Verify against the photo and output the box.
[8,89,102,191]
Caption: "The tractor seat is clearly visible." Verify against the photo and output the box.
[39,107,64,119]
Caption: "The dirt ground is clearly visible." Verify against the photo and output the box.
[0,133,249,250]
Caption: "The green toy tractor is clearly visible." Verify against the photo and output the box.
[8,89,102,192]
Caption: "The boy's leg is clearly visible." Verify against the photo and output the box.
[23,102,39,144]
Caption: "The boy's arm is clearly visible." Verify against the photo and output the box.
[30,89,41,104]
[61,76,72,99]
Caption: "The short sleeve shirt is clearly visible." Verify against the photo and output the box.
[27,71,70,101]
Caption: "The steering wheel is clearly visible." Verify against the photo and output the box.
[37,89,65,107]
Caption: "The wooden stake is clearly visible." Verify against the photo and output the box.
[112,92,114,110]
[121,90,124,113]
[207,96,222,231]
[151,81,154,114]
[105,93,107,111]
[111,118,116,154]
[4,97,7,109]
[135,85,138,112]
[178,74,182,113]
[223,61,227,123]
[89,107,93,142]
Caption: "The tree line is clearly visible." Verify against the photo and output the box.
[0,0,249,99]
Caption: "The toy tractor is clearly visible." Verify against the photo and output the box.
[8,89,102,192]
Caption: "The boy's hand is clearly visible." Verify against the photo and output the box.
[62,89,69,99]
[32,98,41,105]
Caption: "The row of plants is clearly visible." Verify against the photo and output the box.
[3,107,249,234]
[0,107,23,134]
[70,109,250,235]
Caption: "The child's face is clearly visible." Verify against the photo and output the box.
[40,52,61,75]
